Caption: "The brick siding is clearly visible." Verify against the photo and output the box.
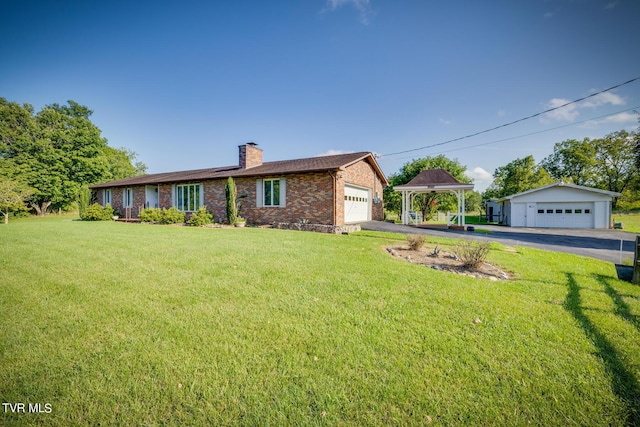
[91,158,384,225]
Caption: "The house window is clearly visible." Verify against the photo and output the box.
[565,209,572,214]
[585,209,591,214]
[123,188,133,208]
[546,209,553,214]
[537,209,544,214]
[264,179,281,207]
[175,184,201,212]
[104,189,112,206]
[555,209,563,214]
[575,209,582,214]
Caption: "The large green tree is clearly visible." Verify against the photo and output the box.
[540,138,596,186]
[0,98,146,215]
[592,130,636,207]
[384,155,470,220]
[484,155,553,199]
[0,179,32,224]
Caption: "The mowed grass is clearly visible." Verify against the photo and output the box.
[613,212,640,234]
[1,217,640,426]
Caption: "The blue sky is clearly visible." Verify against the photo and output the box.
[2,0,639,192]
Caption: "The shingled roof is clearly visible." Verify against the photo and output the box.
[90,151,388,189]
[395,169,473,188]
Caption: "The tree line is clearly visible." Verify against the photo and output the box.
[0,98,146,222]
[385,126,639,217]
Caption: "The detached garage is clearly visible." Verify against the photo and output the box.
[495,182,620,229]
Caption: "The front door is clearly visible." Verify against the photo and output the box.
[145,185,159,208]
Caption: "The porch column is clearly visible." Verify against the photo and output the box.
[462,189,466,227]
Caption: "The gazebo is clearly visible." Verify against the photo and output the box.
[394,169,474,227]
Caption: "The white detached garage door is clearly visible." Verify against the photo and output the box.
[536,202,594,228]
[344,184,370,223]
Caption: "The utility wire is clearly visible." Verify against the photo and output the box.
[381,75,640,157]
[383,106,640,161]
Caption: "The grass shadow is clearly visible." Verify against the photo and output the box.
[595,273,640,335]
[564,272,640,425]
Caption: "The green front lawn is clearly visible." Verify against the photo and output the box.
[612,212,640,234]
[1,216,639,426]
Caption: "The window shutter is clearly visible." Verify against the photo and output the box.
[199,184,204,209]
[256,179,263,207]
[279,178,286,207]
[171,185,176,207]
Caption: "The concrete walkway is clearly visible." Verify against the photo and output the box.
[361,221,638,264]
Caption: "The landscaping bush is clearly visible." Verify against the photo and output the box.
[406,234,426,251]
[187,206,213,227]
[78,185,91,219]
[139,207,163,223]
[454,240,491,269]
[82,203,113,221]
[159,207,185,224]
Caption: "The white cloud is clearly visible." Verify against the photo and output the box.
[497,109,507,118]
[544,11,554,18]
[541,98,580,122]
[465,167,493,192]
[316,149,355,157]
[439,118,453,125]
[605,1,618,9]
[541,91,626,123]
[583,111,638,126]
[582,91,625,108]
[324,0,373,25]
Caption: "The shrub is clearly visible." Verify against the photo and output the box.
[187,206,213,227]
[454,240,491,269]
[139,207,163,223]
[406,234,426,251]
[78,185,91,219]
[82,203,113,221]
[159,207,185,225]
[225,177,237,225]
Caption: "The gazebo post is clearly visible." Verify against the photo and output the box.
[462,189,466,227]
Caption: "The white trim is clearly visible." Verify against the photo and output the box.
[103,189,112,207]
[262,178,286,208]
[498,181,621,201]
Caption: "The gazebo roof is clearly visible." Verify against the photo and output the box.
[395,169,474,191]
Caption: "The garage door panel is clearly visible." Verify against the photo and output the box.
[345,185,370,223]
[536,202,593,228]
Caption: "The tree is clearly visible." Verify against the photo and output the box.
[485,155,553,199]
[0,98,146,215]
[540,138,596,186]
[225,177,238,224]
[592,130,636,208]
[384,155,470,220]
[0,179,32,224]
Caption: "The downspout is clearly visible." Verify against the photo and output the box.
[329,170,337,225]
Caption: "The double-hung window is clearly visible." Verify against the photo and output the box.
[123,188,133,208]
[103,189,112,207]
[256,178,286,207]
[264,179,281,206]
[175,183,202,212]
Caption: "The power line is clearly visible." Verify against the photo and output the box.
[383,106,640,161]
[381,75,640,157]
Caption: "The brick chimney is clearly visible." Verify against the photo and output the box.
[239,142,263,169]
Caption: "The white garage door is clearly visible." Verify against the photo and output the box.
[536,203,594,228]
[344,185,370,223]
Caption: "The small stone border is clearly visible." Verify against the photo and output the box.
[386,246,512,281]
[272,222,361,234]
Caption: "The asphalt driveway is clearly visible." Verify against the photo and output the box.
[361,221,638,264]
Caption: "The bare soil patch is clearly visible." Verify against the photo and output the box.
[386,245,512,281]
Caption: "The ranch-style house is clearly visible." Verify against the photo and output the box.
[90,143,388,226]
